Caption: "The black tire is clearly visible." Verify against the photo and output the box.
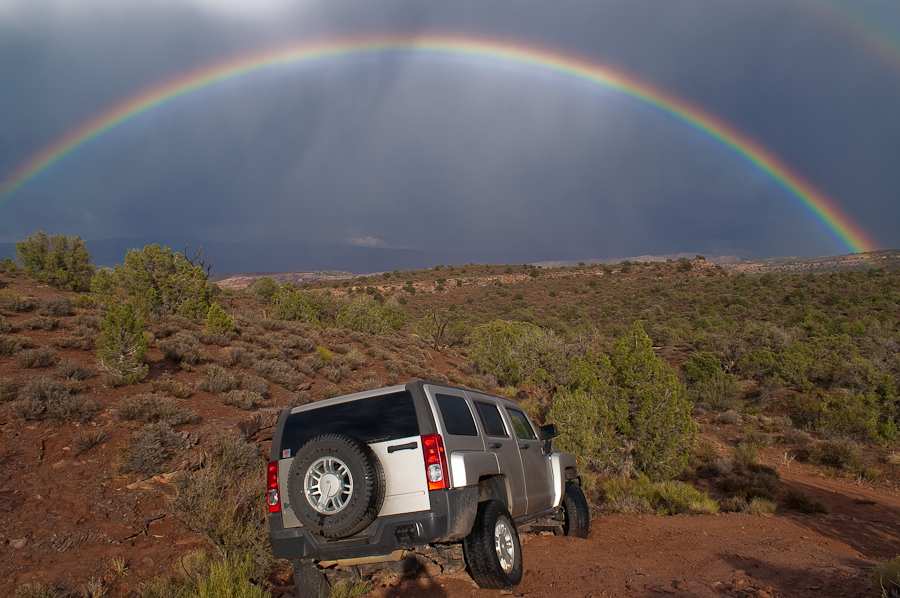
[292,559,330,598]
[287,434,385,538]
[463,500,523,590]
[554,481,591,538]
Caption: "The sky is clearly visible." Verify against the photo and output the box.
[1,0,899,273]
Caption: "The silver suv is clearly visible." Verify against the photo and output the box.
[267,380,590,597]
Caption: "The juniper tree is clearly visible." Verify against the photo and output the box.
[16,231,94,291]
[96,302,148,384]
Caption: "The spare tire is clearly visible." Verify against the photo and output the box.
[288,434,385,538]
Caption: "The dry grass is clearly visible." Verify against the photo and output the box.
[17,346,58,368]
[150,373,192,399]
[220,390,264,410]
[116,422,181,476]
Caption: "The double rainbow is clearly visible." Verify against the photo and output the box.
[0,34,879,253]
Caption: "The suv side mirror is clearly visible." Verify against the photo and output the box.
[539,424,558,440]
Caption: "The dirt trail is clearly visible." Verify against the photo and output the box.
[360,473,900,598]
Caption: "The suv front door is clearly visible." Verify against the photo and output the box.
[505,407,554,514]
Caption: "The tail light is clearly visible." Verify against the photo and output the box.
[421,434,449,491]
[266,461,280,513]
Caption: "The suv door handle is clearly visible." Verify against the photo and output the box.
[519,443,529,449]
[387,442,418,453]
[487,442,502,450]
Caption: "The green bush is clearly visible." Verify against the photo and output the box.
[468,320,564,388]
[16,231,94,292]
[91,244,209,319]
[0,334,31,356]
[205,302,234,334]
[245,276,280,304]
[549,323,695,480]
[809,439,864,472]
[150,374,193,399]
[269,286,341,324]
[335,295,404,334]
[96,302,148,384]
[0,290,36,312]
[20,316,59,331]
[604,476,718,515]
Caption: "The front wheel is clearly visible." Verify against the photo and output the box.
[463,500,523,590]
[554,481,591,538]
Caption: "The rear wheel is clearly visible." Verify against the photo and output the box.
[463,500,523,589]
[292,559,330,598]
[554,481,591,538]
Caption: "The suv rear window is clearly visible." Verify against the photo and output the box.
[280,391,420,452]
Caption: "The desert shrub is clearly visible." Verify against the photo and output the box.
[604,476,718,515]
[55,359,92,381]
[115,394,199,426]
[17,346,58,368]
[740,426,773,450]
[21,315,59,331]
[719,496,748,513]
[0,315,12,333]
[355,373,383,392]
[809,438,864,472]
[73,428,108,454]
[116,422,181,475]
[75,312,102,329]
[548,323,695,480]
[166,435,271,581]
[13,377,94,422]
[746,497,777,514]
[716,409,742,425]
[0,334,31,355]
[96,302,148,383]
[468,320,565,388]
[873,556,900,598]
[682,352,722,384]
[693,371,742,411]
[14,583,58,598]
[158,331,208,366]
[38,295,72,317]
[252,359,303,389]
[718,458,781,501]
[205,302,234,334]
[815,392,889,442]
[150,373,192,399]
[199,331,235,346]
[782,489,828,514]
[199,364,238,394]
[91,244,209,319]
[46,393,96,423]
[70,293,96,310]
[223,344,255,367]
[16,231,94,292]
[0,290,36,312]
[54,326,96,350]
[322,384,343,399]
[0,377,17,402]
[220,390,264,411]
[344,346,367,368]
[245,276,280,304]
[240,375,268,396]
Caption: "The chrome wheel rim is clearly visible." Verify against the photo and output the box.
[494,518,515,573]
[304,456,353,514]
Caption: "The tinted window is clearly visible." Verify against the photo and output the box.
[506,408,537,440]
[475,402,509,438]
[280,391,419,453]
[436,394,478,436]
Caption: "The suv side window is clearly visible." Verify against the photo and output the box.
[436,393,478,436]
[506,408,537,440]
[474,402,509,438]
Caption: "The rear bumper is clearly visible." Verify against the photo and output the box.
[269,486,477,561]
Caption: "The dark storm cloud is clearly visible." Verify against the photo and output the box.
[1,0,898,271]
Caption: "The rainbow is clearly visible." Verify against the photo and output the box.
[0,33,879,253]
